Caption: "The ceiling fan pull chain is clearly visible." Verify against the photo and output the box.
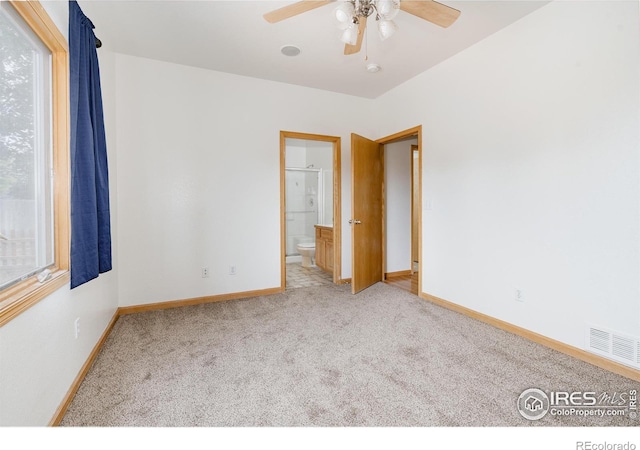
[364,18,369,61]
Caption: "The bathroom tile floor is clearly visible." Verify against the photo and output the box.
[286,263,333,289]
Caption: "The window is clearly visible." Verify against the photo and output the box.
[0,1,69,326]
[1,2,53,289]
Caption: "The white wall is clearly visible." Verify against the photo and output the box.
[375,1,640,350]
[284,140,306,168]
[0,0,119,426]
[384,139,416,273]
[114,54,374,306]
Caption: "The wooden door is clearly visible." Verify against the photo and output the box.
[351,134,383,293]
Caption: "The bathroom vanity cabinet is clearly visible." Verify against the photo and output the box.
[315,225,333,274]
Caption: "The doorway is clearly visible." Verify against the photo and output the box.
[382,138,419,295]
[350,126,421,295]
[280,131,341,290]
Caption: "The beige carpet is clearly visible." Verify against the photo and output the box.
[61,282,638,426]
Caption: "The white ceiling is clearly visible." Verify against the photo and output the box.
[80,0,550,99]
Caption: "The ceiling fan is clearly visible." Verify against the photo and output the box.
[263,0,461,56]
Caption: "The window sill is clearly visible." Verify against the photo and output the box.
[0,269,70,327]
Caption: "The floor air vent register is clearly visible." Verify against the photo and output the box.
[587,325,640,369]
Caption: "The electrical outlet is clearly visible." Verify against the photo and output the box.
[74,317,80,339]
[515,289,524,302]
[202,267,209,278]
[229,265,236,275]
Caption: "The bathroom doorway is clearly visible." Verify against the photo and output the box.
[280,131,341,290]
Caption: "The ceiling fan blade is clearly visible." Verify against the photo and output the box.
[344,18,367,55]
[400,0,461,28]
[263,1,334,24]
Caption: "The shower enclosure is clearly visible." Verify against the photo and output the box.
[285,168,323,262]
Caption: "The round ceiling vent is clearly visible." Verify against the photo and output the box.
[280,45,301,57]
[366,63,381,73]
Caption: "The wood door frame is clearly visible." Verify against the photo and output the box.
[280,131,342,290]
[377,125,422,295]
[411,144,419,274]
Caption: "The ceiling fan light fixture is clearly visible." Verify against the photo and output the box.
[376,0,400,21]
[263,0,462,56]
[340,24,359,46]
[377,19,398,41]
[334,2,355,29]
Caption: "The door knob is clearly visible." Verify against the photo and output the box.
[349,219,362,225]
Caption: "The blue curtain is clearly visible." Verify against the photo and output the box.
[69,1,111,289]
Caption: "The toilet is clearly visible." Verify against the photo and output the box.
[296,242,316,268]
